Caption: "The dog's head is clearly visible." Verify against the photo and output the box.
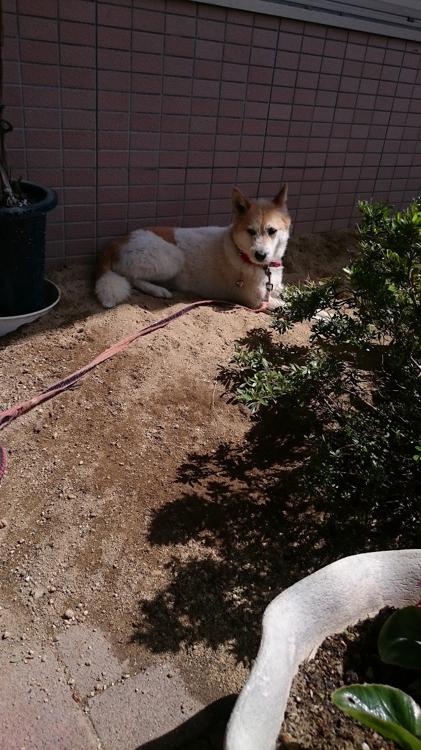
[231,185,291,266]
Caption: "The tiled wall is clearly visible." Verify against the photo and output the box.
[2,0,421,265]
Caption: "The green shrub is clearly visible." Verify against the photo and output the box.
[232,199,421,544]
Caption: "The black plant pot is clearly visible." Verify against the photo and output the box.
[0,181,57,316]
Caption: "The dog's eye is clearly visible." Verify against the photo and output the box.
[247,228,257,237]
[267,227,277,236]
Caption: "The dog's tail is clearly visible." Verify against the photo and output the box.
[95,241,131,309]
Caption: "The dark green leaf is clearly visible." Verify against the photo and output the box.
[378,606,421,669]
[332,684,421,750]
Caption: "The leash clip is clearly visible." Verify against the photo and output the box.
[264,266,273,293]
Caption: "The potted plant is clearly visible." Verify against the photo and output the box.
[0,109,59,331]
[332,603,421,749]
[0,5,60,333]
[224,549,421,750]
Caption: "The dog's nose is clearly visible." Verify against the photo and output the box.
[254,250,267,262]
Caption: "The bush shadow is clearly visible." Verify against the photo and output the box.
[134,327,415,667]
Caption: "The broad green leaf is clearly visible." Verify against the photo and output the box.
[378,607,421,669]
[332,684,421,750]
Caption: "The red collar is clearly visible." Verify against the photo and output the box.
[238,250,282,269]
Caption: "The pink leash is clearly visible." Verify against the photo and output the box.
[0,298,246,483]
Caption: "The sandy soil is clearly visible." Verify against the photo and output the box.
[0,230,358,712]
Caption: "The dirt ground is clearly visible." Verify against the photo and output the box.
[0,230,358,726]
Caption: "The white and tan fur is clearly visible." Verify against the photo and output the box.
[95,185,291,311]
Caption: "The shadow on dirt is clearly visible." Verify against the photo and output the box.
[134,410,317,665]
[134,327,413,667]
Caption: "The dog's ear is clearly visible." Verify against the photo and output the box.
[273,183,288,210]
[232,187,251,216]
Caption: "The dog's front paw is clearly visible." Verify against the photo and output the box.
[267,296,286,312]
[313,309,332,321]
[154,287,173,299]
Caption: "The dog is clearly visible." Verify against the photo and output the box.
[95,184,291,311]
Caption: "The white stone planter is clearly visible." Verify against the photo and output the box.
[225,549,421,750]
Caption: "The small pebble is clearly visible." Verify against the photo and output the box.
[0,519,8,528]
[63,608,74,620]
[361,743,370,750]
[2,631,11,640]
